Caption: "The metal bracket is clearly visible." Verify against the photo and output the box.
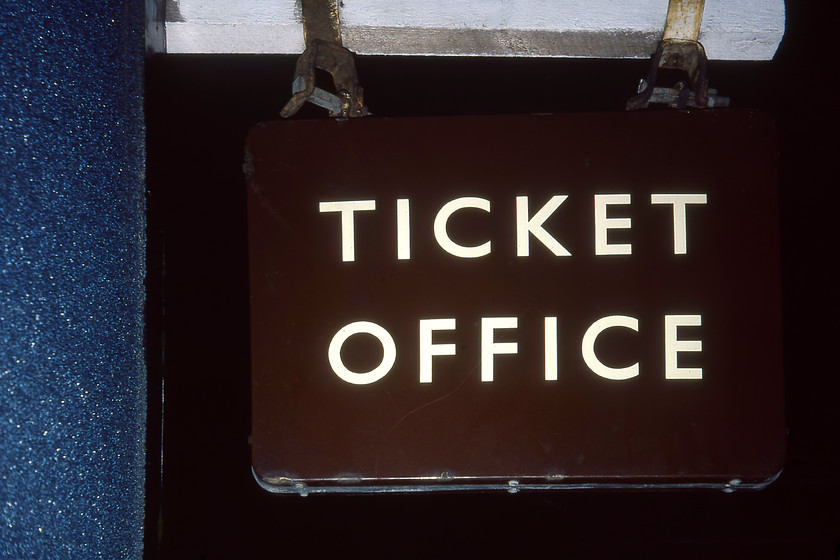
[627,0,728,110]
[280,0,368,118]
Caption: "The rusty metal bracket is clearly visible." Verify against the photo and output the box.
[280,0,368,118]
[627,0,728,110]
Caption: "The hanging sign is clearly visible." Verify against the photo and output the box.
[246,110,784,494]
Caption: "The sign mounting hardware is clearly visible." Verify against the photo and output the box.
[627,0,729,110]
[280,0,369,118]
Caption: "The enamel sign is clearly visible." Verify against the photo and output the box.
[246,110,784,494]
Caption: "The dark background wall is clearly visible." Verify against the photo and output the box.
[145,2,839,557]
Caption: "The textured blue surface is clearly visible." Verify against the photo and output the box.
[1,1,146,558]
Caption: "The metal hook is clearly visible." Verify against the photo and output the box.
[280,0,369,118]
[626,0,728,110]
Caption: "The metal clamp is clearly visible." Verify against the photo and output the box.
[280,0,368,118]
[627,0,729,110]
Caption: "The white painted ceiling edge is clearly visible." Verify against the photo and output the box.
[164,0,785,60]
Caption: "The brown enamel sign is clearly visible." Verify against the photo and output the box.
[246,110,784,494]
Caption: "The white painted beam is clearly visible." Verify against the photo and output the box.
[162,0,785,60]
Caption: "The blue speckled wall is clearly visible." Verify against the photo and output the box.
[1,1,146,558]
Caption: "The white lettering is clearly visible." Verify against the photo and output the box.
[419,318,457,383]
[326,314,704,385]
[433,197,491,258]
[516,195,571,257]
[664,314,703,379]
[328,321,396,385]
[651,194,707,255]
[594,194,632,255]
[581,315,639,380]
[545,316,558,381]
[397,198,410,260]
[319,200,376,262]
[481,317,518,382]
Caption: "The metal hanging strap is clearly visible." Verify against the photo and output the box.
[280,0,369,118]
[662,0,705,43]
[627,0,729,110]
